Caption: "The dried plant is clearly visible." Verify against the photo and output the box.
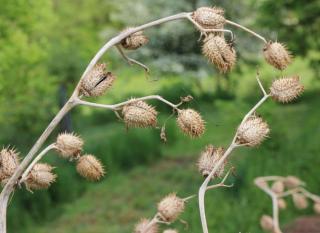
[0,5,306,233]
[255,176,320,233]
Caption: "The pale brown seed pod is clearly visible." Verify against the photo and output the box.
[121,28,149,50]
[263,41,292,70]
[202,35,236,73]
[0,148,20,183]
[198,145,225,179]
[283,176,303,189]
[134,218,158,233]
[271,181,285,194]
[122,100,157,128]
[192,7,226,30]
[270,76,304,103]
[163,229,178,233]
[76,154,105,181]
[260,215,274,232]
[292,193,308,209]
[157,193,185,222]
[177,109,205,138]
[55,133,83,159]
[278,198,287,210]
[236,116,270,147]
[80,63,116,97]
[313,202,320,214]
[25,163,57,190]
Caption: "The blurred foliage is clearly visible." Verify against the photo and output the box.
[0,0,319,232]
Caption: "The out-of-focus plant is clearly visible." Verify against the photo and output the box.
[255,176,320,233]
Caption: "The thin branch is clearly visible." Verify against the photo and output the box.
[187,14,234,41]
[198,79,270,233]
[75,95,182,111]
[226,20,267,44]
[256,71,268,96]
[116,45,150,73]
[255,179,282,233]
[19,144,56,184]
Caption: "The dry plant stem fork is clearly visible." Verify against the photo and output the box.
[0,10,268,233]
[198,76,270,233]
[141,170,234,233]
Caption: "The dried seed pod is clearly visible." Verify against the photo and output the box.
[177,109,205,138]
[313,202,320,214]
[76,155,105,181]
[25,163,56,190]
[270,76,304,103]
[80,63,116,97]
[157,193,185,222]
[202,35,236,73]
[292,193,308,209]
[278,198,287,210]
[198,145,225,178]
[263,41,292,70]
[284,176,303,188]
[236,116,270,147]
[122,100,157,128]
[0,148,20,183]
[55,133,83,159]
[134,218,158,233]
[271,181,285,194]
[163,229,178,233]
[260,215,274,232]
[121,28,149,50]
[192,7,226,29]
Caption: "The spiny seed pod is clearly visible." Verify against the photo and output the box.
[0,148,20,183]
[25,163,56,190]
[284,176,303,188]
[177,109,205,138]
[236,116,270,147]
[313,202,320,214]
[292,193,308,209]
[157,193,185,222]
[134,218,158,233]
[263,41,292,70]
[163,229,178,233]
[121,28,149,50]
[202,35,236,73]
[80,63,116,97]
[55,133,83,159]
[271,181,285,194]
[192,7,226,30]
[278,198,287,210]
[270,76,304,103]
[198,145,225,178]
[76,155,105,181]
[260,215,274,232]
[122,100,157,128]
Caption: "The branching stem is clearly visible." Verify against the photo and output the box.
[226,20,267,44]
[75,95,182,111]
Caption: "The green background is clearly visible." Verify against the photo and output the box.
[0,0,319,232]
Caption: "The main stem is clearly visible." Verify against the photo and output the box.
[198,93,269,233]
[0,12,192,233]
[0,100,75,233]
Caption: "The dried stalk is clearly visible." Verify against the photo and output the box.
[255,176,320,233]
[141,170,234,233]
[198,76,270,233]
[0,8,281,233]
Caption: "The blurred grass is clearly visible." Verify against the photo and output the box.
[25,79,320,233]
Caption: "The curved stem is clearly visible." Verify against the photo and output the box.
[226,20,267,44]
[76,95,182,111]
[116,45,150,73]
[19,144,56,184]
